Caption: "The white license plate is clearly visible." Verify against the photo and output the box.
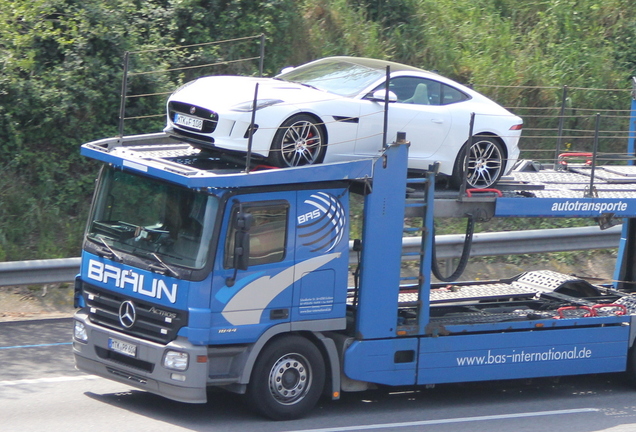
[174,113,203,130]
[108,337,137,357]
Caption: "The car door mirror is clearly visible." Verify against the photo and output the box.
[368,90,397,103]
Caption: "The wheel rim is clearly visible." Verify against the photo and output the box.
[268,353,312,405]
[466,139,503,188]
[279,120,322,166]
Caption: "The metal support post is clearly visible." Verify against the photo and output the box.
[382,66,390,149]
[554,85,568,169]
[629,77,636,165]
[585,113,601,197]
[118,52,130,137]
[245,83,259,173]
[259,34,265,77]
[459,112,476,199]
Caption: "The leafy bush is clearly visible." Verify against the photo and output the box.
[0,0,635,260]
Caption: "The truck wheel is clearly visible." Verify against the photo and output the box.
[268,115,326,167]
[626,343,636,385]
[246,335,325,420]
[451,136,505,189]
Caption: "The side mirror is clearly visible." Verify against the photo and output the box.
[368,90,397,103]
[232,212,253,271]
[226,210,253,287]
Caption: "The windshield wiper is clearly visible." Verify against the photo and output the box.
[149,253,179,277]
[98,237,123,262]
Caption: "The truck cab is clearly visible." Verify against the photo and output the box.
[73,133,371,418]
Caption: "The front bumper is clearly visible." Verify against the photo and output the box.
[73,310,209,403]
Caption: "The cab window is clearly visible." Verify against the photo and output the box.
[224,203,289,268]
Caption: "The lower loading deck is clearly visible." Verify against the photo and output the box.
[396,162,636,334]
[396,269,635,330]
[343,269,634,387]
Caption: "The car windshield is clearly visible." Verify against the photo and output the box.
[277,59,386,97]
[87,168,219,269]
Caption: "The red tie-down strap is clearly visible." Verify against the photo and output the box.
[554,305,595,319]
[465,188,503,198]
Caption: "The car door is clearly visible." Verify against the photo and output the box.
[355,77,452,164]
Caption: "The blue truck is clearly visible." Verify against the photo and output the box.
[73,131,636,420]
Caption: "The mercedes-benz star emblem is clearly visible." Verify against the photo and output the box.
[119,300,136,328]
[189,106,196,114]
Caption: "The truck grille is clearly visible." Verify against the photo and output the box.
[84,284,187,344]
[168,101,218,133]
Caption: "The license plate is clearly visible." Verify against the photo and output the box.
[174,113,203,130]
[108,337,137,358]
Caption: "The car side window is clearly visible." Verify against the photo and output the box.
[224,203,289,268]
[373,77,438,105]
[373,77,469,106]
[441,84,469,105]
[372,77,428,104]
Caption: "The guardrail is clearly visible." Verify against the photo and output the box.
[0,225,622,288]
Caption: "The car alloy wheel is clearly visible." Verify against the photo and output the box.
[269,114,326,167]
[466,137,504,188]
[452,136,505,189]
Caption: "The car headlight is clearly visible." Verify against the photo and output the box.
[74,321,88,342]
[230,99,284,112]
[164,350,189,371]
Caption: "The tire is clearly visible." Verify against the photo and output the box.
[626,343,636,386]
[268,114,326,167]
[246,335,325,420]
[451,136,505,189]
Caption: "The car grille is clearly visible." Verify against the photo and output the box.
[168,101,218,133]
[84,284,187,344]
[169,128,215,144]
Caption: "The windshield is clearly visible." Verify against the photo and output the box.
[277,59,386,97]
[87,168,219,269]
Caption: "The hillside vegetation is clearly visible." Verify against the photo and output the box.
[0,0,635,260]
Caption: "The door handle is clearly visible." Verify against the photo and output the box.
[431,118,444,124]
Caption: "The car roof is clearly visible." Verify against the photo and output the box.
[306,56,428,74]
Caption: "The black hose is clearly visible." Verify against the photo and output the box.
[431,214,475,282]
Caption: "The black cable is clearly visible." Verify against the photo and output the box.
[431,214,475,282]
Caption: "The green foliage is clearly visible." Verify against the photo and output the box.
[0,0,635,260]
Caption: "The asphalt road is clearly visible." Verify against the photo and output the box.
[3,318,636,432]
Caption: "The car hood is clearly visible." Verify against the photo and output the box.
[168,76,342,110]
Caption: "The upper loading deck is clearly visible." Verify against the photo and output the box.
[82,132,636,220]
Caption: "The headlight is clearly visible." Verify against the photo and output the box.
[164,350,189,371]
[74,321,88,342]
[230,99,284,112]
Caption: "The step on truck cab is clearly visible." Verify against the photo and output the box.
[74,131,636,420]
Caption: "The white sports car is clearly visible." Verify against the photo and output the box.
[164,56,522,188]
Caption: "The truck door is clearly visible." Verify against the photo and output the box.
[211,192,295,343]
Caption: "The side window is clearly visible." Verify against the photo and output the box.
[372,77,469,106]
[372,77,430,104]
[224,203,289,268]
[441,83,469,105]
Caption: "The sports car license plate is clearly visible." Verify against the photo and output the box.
[108,337,137,357]
[174,113,203,130]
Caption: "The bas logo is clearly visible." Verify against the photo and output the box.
[87,259,178,304]
[297,192,346,253]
